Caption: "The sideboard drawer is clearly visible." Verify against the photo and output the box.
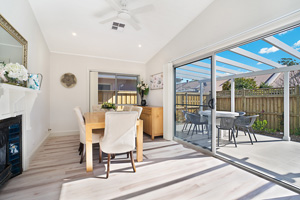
[142,108,152,115]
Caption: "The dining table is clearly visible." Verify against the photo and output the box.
[199,110,240,119]
[199,110,240,137]
[84,111,143,172]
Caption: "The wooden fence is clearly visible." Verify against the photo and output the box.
[176,86,300,132]
[98,91,137,105]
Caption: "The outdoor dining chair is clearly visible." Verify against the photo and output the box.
[186,113,208,136]
[216,117,237,147]
[235,115,259,144]
[181,110,191,132]
[237,111,246,116]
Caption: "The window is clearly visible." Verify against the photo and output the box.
[89,72,138,111]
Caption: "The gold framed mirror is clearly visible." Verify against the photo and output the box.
[0,14,28,68]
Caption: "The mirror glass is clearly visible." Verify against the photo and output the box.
[0,15,27,67]
[0,26,23,64]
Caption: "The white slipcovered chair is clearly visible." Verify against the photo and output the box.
[123,105,133,111]
[99,111,138,178]
[92,104,102,112]
[131,106,143,119]
[74,106,104,163]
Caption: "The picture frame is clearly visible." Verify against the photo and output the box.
[150,72,163,90]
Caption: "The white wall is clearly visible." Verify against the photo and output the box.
[0,0,51,168]
[145,0,300,107]
[50,53,146,133]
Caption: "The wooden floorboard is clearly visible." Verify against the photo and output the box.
[0,134,299,200]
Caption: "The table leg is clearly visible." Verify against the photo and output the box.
[86,126,93,172]
[136,120,143,162]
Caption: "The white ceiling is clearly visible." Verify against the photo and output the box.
[28,0,214,63]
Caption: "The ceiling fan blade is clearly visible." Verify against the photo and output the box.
[105,0,122,11]
[130,15,139,24]
[126,18,141,31]
[131,4,154,14]
[99,15,118,24]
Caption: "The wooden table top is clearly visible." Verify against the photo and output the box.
[84,112,106,126]
[84,112,142,127]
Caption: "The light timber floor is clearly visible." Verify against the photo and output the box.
[0,134,299,200]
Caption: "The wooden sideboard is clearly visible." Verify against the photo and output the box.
[139,106,163,140]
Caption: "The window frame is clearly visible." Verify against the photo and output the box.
[89,71,140,107]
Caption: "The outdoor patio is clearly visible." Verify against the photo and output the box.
[176,123,300,188]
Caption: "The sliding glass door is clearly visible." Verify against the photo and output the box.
[175,57,214,150]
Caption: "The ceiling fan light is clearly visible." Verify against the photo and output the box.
[118,11,131,20]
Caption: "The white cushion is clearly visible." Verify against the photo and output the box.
[92,105,102,112]
[74,106,102,144]
[123,105,133,111]
[131,106,143,119]
[100,111,138,154]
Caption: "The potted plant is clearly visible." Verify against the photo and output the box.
[101,102,116,111]
[137,80,149,106]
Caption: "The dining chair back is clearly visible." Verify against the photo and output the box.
[100,111,138,178]
[216,117,237,147]
[131,106,143,119]
[181,110,191,132]
[74,106,103,163]
[237,111,246,116]
[123,105,133,111]
[186,113,208,136]
[92,104,102,112]
[235,115,259,144]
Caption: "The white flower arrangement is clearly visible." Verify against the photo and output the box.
[0,63,28,86]
[137,80,149,96]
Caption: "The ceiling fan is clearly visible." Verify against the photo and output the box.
[99,0,154,30]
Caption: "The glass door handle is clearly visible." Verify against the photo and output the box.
[208,98,215,109]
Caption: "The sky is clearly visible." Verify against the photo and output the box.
[176,26,300,82]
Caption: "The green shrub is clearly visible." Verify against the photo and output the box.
[253,119,277,133]
[291,128,300,136]
[253,119,268,131]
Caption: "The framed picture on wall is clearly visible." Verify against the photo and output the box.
[150,72,163,90]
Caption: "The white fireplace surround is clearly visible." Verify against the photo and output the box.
[0,83,40,170]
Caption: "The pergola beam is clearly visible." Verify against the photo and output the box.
[181,65,226,77]
[193,61,241,75]
[264,36,300,60]
[216,56,260,72]
[177,69,210,78]
[230,47,283,68]
[176,73,205,81]
[199,64,300,82]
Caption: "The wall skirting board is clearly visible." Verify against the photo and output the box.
[49,130,80,137]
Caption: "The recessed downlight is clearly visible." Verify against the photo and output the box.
[138,44,142,48]
[72,32,77,36]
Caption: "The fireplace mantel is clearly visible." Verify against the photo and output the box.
[0,83,41,130]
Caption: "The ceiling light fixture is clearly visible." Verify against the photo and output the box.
[138,44,142,48]
[72,32,77,36]
[118,10,131,20]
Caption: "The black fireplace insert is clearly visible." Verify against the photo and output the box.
[0,115,22,188]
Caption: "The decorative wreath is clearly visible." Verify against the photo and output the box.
[60,73,77,88]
